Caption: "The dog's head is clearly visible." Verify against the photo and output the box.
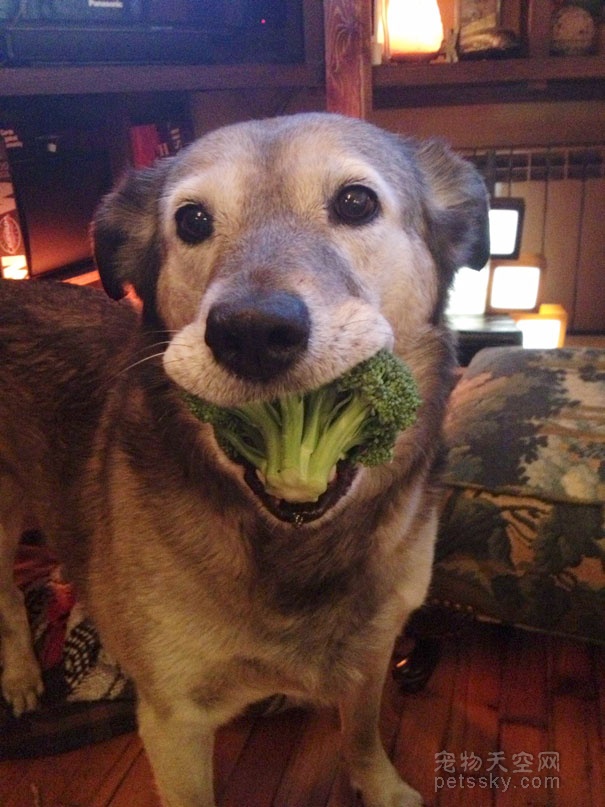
[94,113,488,522]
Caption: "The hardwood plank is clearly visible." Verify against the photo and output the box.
[61,734,140,806]
[551,694,592,806]
[496,722,551,807]
[550,639,598,807]
[0,733,141,807]
[103,744,160,807]
[0,628,602,807]
[500,630,548,728]
[0,757,34,804]
[214,715,257,802]
[392,635,461,803]
[218,709,306,807]
[595,644,605,755]
[0,757,67,807]
[373,55,605,89]
[273,709,341,807]
[549,636,596,700]
[87,736,148,807]
[581,644,605,807]
[434,630,498,807]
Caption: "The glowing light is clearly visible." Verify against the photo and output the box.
[489,208,521,256]
[513,305,568,349]
[447,265,490,316]
[386,0,443,61]
[1,254,28,280]
[490,264,541,311]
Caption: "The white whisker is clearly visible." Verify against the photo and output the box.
[116,348,170,379]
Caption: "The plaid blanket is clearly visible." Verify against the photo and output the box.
[0,536,136,759]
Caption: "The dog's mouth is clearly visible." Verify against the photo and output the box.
[180,386,363,526]
[241,459,358,526]
[180,349,421,527]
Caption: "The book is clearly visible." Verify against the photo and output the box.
[129,118,195,168]
[0,129,29,279]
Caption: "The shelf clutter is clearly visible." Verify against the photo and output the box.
[372,0,605,107]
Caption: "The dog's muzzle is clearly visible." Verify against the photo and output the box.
[243,460,358,527]
[205,290,310,382]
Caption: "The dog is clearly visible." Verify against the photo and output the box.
[0,112,488,807]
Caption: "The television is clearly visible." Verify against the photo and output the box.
[447,195,527,318]
[7,138,113,278]
[488,197,525,260]
[0,0,305,66]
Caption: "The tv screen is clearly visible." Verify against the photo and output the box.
[489,197,525,260]
[10,150,112,277]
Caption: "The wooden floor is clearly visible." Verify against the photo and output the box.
[1,622,604,807]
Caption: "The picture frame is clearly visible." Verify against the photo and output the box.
[455,0,501,38]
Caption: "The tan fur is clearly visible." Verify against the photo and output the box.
[0,113,488,807]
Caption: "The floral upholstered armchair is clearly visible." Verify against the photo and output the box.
[397,346,605,690]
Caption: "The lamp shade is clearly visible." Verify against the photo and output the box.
[0,253,28,280]
[488,253,545,313]
[385,0,444,61]
[489,197,525,259]
[513,305,568,349]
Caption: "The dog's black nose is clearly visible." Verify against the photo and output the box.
[205,291,310,382]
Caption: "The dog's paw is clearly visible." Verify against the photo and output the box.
[1,654,44,717]
[357,782,423,807]
[353,762,423,807]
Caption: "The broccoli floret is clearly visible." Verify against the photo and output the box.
[182,349,421,504]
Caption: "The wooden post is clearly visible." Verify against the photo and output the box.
[323,0,373,118]
[526,0,551,58]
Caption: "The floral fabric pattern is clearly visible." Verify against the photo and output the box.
[433,348,605,644]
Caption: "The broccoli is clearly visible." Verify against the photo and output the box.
[182,349,421,504]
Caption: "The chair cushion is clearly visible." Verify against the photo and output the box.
[432,347,605,643]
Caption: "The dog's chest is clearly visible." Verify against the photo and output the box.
[88,485,383,704]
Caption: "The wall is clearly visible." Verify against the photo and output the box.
[370,101,605,150]
[492,147,604,332]
[371,100,605,332]
[190,88,326,135]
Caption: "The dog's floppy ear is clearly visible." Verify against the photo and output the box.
[416,139,490,275]
[93,159,173,320]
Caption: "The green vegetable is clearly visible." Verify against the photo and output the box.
[183,349,421,503]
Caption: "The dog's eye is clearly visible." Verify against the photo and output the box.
[175,204,214,244]
[332,185,379,226]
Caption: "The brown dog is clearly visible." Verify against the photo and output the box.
[0,113,488,807]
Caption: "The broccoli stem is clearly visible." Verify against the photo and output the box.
[304,395,369,483]
[251,388,368,503]
[183,349,421,505]
[266,394,307,498]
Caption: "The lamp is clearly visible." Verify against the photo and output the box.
[0,254,28,280]
[446,194,526,318]
[488,253,544,313]
[446,264,491,317]
[384,0,444,62]
[489,197,525,260]
[512,305,568,349]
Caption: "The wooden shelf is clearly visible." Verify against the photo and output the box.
[375,55,605,89]
[0,61,325,97]
[373,55,605,107]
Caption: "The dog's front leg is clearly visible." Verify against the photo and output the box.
[137,695,221,807]
[339,641,423,807]
[0,478,44,716]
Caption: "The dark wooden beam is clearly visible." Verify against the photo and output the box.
[323,0,372,118]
